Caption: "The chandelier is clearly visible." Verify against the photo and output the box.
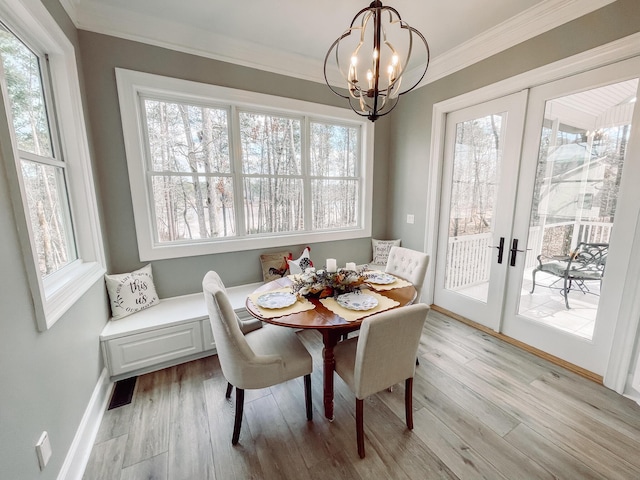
[323,1,430,122]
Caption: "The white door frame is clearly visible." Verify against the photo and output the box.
[423,33,640,392]
[434,91,527,331]
[502,59,640,375]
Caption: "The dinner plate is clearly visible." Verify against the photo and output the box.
[365,272,396,285]
[256,291,297,309]
[336,293,378,311]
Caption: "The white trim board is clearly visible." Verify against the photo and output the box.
[57,368,112,480]
[61,0,614,87]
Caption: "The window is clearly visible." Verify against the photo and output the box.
[117,69,374,260]
[0,23,77,275]
[0,1,104,330]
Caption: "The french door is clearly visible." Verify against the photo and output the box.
[434,91,527,330]
[434,57,640,375]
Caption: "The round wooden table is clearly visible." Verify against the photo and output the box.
[245,276,417,420]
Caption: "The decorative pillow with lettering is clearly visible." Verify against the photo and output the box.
[372,238,401,265]
[260,251,292,282]
[105,264,160,319]
[287,246,313,274]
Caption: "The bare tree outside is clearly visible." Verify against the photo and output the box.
[448,114,503,238]
[142,98,362,243]
[0,23,76,276]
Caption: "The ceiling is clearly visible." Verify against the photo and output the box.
[60,0,615,87]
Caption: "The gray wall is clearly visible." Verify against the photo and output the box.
[2,1,638,479]
[0,3,109,479]
[387,0,640,251]
[77,32,393,296]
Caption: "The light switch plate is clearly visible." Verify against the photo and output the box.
[36,431,52,470]
[407,214,415,224]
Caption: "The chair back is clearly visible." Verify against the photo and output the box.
[203,271,258,387]
[353,303,429,399]
[385,246,430,302]
[570,242,608,278]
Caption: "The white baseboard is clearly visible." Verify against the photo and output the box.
[57,368,113,480]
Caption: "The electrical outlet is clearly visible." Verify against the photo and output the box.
[36,431,52,470]
[406,214,415,224]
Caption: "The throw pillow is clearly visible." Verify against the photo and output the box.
[372,238,401,265]
[260,251,292,282]
[105,264,160,319]
[287,246,313,274]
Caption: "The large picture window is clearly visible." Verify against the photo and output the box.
[117,69,374,260]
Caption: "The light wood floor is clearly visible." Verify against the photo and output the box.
[84,310,640,480]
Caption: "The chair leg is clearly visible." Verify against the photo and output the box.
[225,382,233,399]
[356,398,365,458]
[530,269,538,294]
[232,388,244,445]
[405,378,414,430]
[304,374,313,421]
[563,275,571,309]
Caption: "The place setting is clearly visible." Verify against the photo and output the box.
[320,288,400,322]
[364,270,412,291]
[248,289,315,318]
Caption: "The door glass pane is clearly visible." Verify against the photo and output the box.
[520,79,638,339]
[444,113,506,302]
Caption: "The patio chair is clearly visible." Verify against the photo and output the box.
[530,242,608,309]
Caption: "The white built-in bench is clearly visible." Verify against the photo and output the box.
[100,282,262,381]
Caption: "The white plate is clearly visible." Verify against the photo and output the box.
[366,272,396,285]
[336,293,378,311]
[256,291,297,309]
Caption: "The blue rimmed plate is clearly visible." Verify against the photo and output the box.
[256,291,297,309]
[365,272,396,285]
[336,293,378,311]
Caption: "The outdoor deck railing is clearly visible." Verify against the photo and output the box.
[446,221,612,291]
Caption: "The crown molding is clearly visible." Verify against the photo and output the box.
[57,0,80,26]
[65,0,615,87]
[422,0,616,85]
[73,0,332,84]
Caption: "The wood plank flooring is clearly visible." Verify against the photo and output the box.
[83,310,640,480]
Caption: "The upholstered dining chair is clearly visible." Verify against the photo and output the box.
[385,246,430,303]
[203,271,313,445]
[333,303,429,458]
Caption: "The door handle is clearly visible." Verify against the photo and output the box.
[488,237,505,264]
[510,238,526,267]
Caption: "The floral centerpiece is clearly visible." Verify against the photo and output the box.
[291,266,366,299]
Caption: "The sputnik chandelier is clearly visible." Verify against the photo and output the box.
[324,1,430,122]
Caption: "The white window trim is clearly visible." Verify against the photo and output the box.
[116,68,374,261]
[0,0,105,331]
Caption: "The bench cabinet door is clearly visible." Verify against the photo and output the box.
[201,319,216,351]
[105,322,204,376]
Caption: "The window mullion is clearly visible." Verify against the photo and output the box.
[302,116,312,232]
[229,105,246,236]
